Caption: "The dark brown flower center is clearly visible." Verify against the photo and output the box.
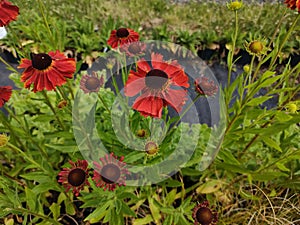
[68,168,86,186]
[31,53,52,70]
[101,164,121,184]
[145,69,168,90]
[116,28,129,38]
[85,77,101,90]
[128,43,141,54]
[196,207,213,225]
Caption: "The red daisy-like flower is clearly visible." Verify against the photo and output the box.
[120,41,146,57]
[0,0,19,26]
[58,159,90,196]
[192,201,218,225]
[80,71,104,94]
[284,0,300,12]
[92,153,129,191]
[107,27,139,49]
[124,53,190,118]
[0,86,12,107]
[194,76,218,96]
[18,50,76,92]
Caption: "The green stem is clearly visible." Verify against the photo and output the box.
[41,91,65,130]
[0,56,19,74]
[37,0,56,48]
[7,143,47,172]
[7,207,60,225]
[3,105,48,158]
[267,8,288,50]
[227,10,239,86]
[164,94,202,138]
[97,93,111,114]
[269,14,300,69]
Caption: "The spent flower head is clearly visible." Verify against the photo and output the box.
[192,201,218,225]
[58,159,90,196]
[93,153,129,191]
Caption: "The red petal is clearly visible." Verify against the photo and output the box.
[133,95,164,118]
[162,89,187,112]
[124,75,146,97]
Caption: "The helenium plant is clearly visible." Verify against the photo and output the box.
[0,0,299,225]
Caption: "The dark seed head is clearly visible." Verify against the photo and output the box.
[101,164,121,184]
[85,77,101,90]
[145,69,168,90]
[196,207,213,225]
[116,28,130,38]
[31,53,52,70]
[68,168,86,186]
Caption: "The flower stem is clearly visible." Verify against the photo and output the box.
[269,13,300,69]
[164,94,202,139]
[41,90,65,130]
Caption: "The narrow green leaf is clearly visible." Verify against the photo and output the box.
[262,137,282,152]
[133,215,153,225]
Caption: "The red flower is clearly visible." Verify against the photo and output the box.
[192,201,218,225]
[194,76,218,96]
[18,50,76,92]
[284,0,300,12]
[120,41,146,57]
[93,153,129,191]
[58,160,90,196]
[124,53,189,118]
[0,86,12,107]
[107,28,139,49]
[0,0,19,26]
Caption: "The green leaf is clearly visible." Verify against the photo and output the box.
[65,198,76,215]
[45,144,79,153]
[49,203,61,221]
[158,178,182,187]
[115,199,122,214]
[276,162,290,172]
[246,96,272,107]
[148,197,161,223]
[275,111,293,122]
[121,201,136,217]
[25,187,36,211]
[196,180,222,194]
[162,215,173,225]
[84,200,112,222]
[133,215,153,225]
[262,137,282,152]
[251,171,288,181]
[166,189,177,205]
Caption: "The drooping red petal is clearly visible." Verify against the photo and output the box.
[169,69,190,88]
[136,59,151,75]
[162,88,187,113]
[124,74,146,97]
[0,86,12,107]
[0,0,19,26]
[133,94,164,118]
